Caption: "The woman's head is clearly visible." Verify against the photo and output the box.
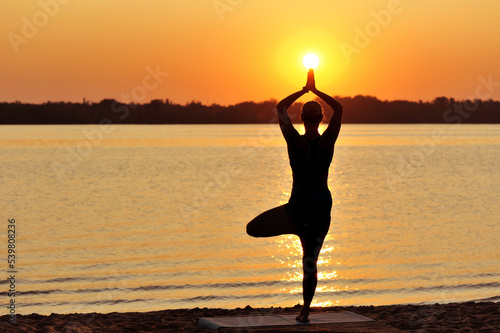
[301,101,323,125]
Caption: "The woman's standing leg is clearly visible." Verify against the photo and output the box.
[296,199,332,323]
[296,234,325,322]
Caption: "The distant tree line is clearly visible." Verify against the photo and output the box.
[0,96,499,124]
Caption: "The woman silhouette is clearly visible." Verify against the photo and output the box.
[246,71,343,322]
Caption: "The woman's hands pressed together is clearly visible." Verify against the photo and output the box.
[303,69,317,93]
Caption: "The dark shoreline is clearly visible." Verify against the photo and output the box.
[2,95,500,125]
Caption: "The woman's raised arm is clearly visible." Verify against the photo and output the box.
[312,88,343,147]
[275,88,308,144]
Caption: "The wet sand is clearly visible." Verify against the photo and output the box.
[2,301,498,332]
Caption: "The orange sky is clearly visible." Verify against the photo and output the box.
[1,0,499,105]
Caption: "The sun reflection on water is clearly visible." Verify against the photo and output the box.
[273,231,350,305]
[311,299,340,307]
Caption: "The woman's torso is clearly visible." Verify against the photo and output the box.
[288,135,333,201]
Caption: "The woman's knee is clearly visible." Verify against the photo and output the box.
[246,205,296,237]
[246,222,255,237]
[246,220,260,237]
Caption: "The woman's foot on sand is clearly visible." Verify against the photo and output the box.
[295,307,310,323]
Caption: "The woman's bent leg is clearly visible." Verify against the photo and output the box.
[246,204,300,237]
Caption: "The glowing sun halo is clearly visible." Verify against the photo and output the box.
[303,53,319,69]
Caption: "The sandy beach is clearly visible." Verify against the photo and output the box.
[2,301,498,332]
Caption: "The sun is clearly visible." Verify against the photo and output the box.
[303,53,319,69]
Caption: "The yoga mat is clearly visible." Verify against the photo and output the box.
[198,311,374,330]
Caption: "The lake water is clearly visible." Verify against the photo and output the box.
[0,124,499,315]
